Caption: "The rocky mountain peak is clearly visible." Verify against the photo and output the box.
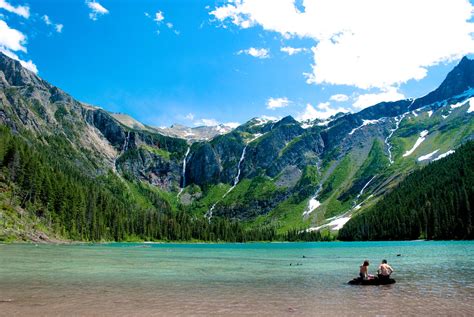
[413,56,474,108]
[272,115,299,129]
[0,52,44,88]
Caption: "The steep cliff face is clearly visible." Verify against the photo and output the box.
[1,52,473,233]
[0,53,187,190]
[186,142,222,187]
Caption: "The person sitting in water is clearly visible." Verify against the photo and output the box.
[359,260,370,280]
[377,259,394,279]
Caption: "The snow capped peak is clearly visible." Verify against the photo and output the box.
[251,116,278,126]
[157,123,236,141]
[299,118,333,129]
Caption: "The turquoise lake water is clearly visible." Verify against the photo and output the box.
[0,241,473,316]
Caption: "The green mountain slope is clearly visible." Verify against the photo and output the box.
[339,141,474,240]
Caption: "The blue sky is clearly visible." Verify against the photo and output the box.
[1,0,474,127]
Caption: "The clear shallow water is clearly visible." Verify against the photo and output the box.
[0,241,473,316]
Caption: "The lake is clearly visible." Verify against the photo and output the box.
[0,241,473,316]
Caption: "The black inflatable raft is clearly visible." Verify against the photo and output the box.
[348,276,396,285]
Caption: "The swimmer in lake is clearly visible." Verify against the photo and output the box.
[359,260,370,280]
[377,259,394,280]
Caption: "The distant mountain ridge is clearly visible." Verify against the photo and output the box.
[0,51,473,238]
[110,112,236,141]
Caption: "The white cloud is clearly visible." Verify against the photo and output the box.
[330,94,349,102]
[86,1,109,21]
[211,0,474,90]
[42,15,52,25]
[42,15,63,33]
[0,20,37,73]
[184,113,195,121]
[154,11,164,23]
[281,46,305,55]
[223,122,240,128]
[0,20,26,52]
[266,97,290,110]
[194,118,219,127]
[297,102,349,121]
[238,47,269,59]
[55,24,64,33]
[260,115,280,121]
[353,87,405,109]
[0,48,37,73]
[0,0,29,18]
[146,10,179,35]
[19,59,37,73]
[192,118,238,128]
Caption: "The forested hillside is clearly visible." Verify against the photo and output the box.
[339,141,474,240]
[0,126,277,242]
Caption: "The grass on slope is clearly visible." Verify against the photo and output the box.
[250,196,310,235]
[186,183,231,216]
[243,164,320,233]
[140,145,171,160]
[318,155,356,218]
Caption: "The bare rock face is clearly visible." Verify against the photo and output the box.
[0,53,45,88]
[186,142,222,187]
[275,165,302,188]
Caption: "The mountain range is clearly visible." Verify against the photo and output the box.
[0,52,473,240]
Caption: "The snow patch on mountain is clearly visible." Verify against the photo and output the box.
[450,98,473,110]
[433,150,455,161]
[403,130,429,157]
[300,118,332,129]
[308,216,351,232]
[302,198,321,217]
[418,149,439,162]
[349,119,382,136]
